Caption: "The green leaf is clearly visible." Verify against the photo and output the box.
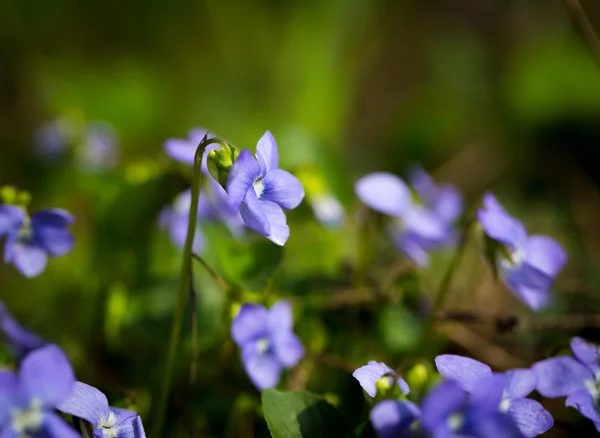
[262,389,348,438]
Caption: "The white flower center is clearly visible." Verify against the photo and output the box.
[447,413,464,431]
[11,399,43,433]
[99,411,120,438]
[502,247,526,268]
[253,180,265,199]
[586,379,600,401]
[256,338,270,354]
[499,398,511,413]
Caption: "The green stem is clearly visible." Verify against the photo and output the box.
[429,219,474,321]
[152,136,231,437]
[192,253,231,294]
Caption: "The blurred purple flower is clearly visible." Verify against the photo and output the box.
[0,300,45,358]
[477,193,567,310]
[421,377,524,438]
[436,354,553,437]
[532,337,600,431]
[34,119,74,159]
[231,301,304,390]
[0,345,78,437]
[0,205,74,277]
[164,128,213,166]
[158,189,205,253]
[227,131,305,246]
[369,399,420,438]
[352,361,409,398]
[58,381,146,438]
[355,170,463,267]
[310,194,344,228]
[78,122,119,171]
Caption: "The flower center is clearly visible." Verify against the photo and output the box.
[11,399,43,433]
[499,398,511,413]
[256,338,270,354]
[100,411,120,438]
[503,247,526,268]
[253,179,265,199]
[447,412,464,431]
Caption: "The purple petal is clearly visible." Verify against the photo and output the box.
[352,361,409,398]
[434,355,492,393]
[532,356,591,398]
[256,131,279,176]
[31,209,74,227]
[188,128,210,146]
[6,240,48,278]
[260,200,289,246]
[0,371,18,424]
[34,227,74,257]
[261,169,305,210]
[566,389,600,431]
[240,191,270,237]
[403,206,447,241]
[0,428,16,438]
[267,301,293,333]
[355,173,410,217]
[483,193,509,215]
[370,400,420,438]
[227,149,261,212]
[470,374,509,413]
[421,381,468,434]
[394,234,430,267]
[503,369,537,400]
[570,337,600,374]
[434,186,463,224]
[505,398,553,437]
[0,206,25,237]
[272,332,304,367]
[241,348,281,390]
[133,415,147,438]
[201,143,221,175]
[478,196,528,250]
[0,301,45,356]
[42,412,80,438]
[525,235,567,277]
[408,166,438,204]
[57,381,110,425]
[509,284,551,312]
[469,412,525,438]
[231,304,269,346]
[112,407,138,423]
[164,139,196,166]
[20,344,74,406]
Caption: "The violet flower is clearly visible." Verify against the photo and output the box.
[164,128,213,167]
[352,361,410,398]
[355,171,462,266]
[231,301,304,390]
[532,337,600,431]
[436,354,553,437]
[58,381,146,438]
[78,122,119,171]
[226,131,305,246]
[369,399,420,438]
[0,205,74,277]
[477,193,567,310]
[158,189,205,253]
[0,300,45,358]
[0,345,78,437]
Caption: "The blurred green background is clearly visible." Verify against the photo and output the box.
[2,0,600,436]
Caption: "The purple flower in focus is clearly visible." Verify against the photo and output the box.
[0,345,78,437]
[0,205,74,277]
[159,189,205,253]
[58,381,146,438]
[164,128,213,166]
[436,355,553,437]
[421,376,525,438]
[355,171,463,266]
[532,337,600,431]
[369,399,420,438]
[477,193,567,310]
[226,131,305,246]
[78,122,119,171]
[352,361,410,398]
[231,301,304,390]
[0,300,45,358]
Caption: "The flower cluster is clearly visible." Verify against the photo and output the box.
[0,301,146,437]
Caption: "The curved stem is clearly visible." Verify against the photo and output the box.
[152,136,231,437]
[192,253,231,294]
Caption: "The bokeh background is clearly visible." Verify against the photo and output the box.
[2,0,600,436]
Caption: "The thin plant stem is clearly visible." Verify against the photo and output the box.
[564,0,600,66]
[152,136,231,437]
[192,252,231,294]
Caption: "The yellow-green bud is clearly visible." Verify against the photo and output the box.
[0,186,17,204]
[208,144,239,189]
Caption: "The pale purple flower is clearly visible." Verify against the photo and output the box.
[310,194,344,228]
[34,119,74,159]
[226,131,305,246]
[421,376,524,438]
[0,300,45,358]
[0,345,78,437]
[477,193,567,310]
[0,205,74,277]
[352,361,409,398]
[532,337,600,431]
[164,128,213,166]
[436,354,553,437]
[369,399,420,438]
[355,171,462,266]
[78,122,119,171]
[158,189,205,253]
[58,382,146,438]
[231,301,304,390]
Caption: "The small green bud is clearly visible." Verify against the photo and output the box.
[0,186,17,204]
[16,191,31,208]
[405,363,429,394]
[208,144,239,188]
[375,375,393,394]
